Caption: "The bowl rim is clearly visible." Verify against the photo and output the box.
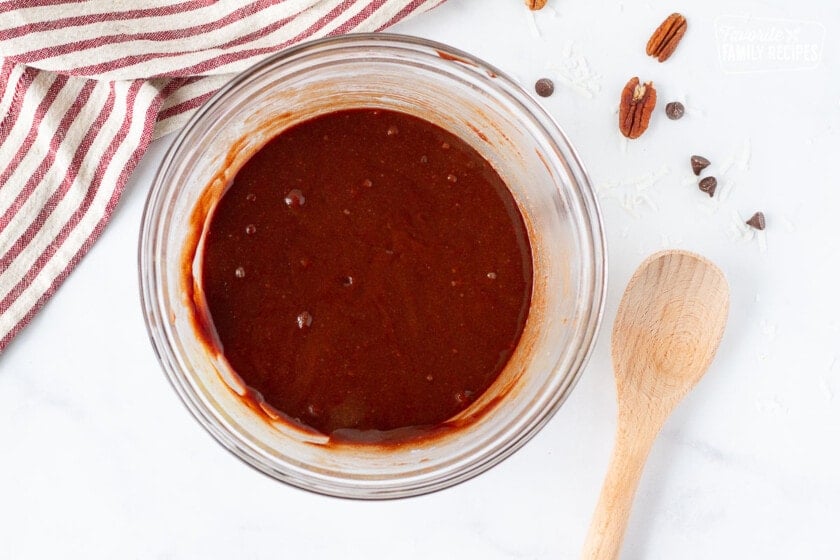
[138,32,607,499]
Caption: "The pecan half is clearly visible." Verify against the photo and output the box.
[646,13,687,62]
[619,77,657,139]
[525,0,547,10]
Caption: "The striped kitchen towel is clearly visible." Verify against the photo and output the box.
[0,0,444,352]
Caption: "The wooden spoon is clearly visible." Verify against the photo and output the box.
[581,250,729,560]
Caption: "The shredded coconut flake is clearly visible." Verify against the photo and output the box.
[820,378,834,401]
[719,140,751,180]
[596,165,670,217]
[545,43,602,99]
[780,215,796,232]
[757,230,768,252]
[755,398,788,415]
[760,320,778,339]
[718,178,734,203]
[737,139,752,171]
[526,11,541,39]
[660,233,683,247]
[728,210,754,241]
[682,94,708,117]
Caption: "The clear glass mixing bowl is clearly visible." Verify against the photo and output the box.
[139,33,606,499]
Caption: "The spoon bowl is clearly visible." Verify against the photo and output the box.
[612,250,729,419]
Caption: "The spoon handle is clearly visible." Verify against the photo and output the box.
[580,418,661,560]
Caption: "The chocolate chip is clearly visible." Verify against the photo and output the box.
[698,176,717,197]
[746,212,766,230]
[665,101,685,120]
[691,155,711,176]
[534,78,554,97]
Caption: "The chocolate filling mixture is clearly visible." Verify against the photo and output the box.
[200,109,533,436]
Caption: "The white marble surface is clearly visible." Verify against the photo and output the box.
[2,0,839,558]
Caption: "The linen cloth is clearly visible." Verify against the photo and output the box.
[0,0,444,351]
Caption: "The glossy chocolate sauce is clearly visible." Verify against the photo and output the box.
[200,109,532,437]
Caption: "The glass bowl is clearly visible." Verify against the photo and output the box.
[139,33,606,499]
